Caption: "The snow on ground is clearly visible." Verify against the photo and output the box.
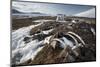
[32,19,55,22]
[12,21,56,64]
[11,20,78,64]
[12,19,89,64]
[62,37,74,48]
[42,29,54,35]
[12,22,44,64]
[91,27,95,35]
[12,21,75,64]
[43,36,52,44]
[19,40,44,63]
[12,22,43,50]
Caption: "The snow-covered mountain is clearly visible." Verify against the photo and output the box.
[12,9,52,19]
[75,8,95,18]
[12,9,23,14]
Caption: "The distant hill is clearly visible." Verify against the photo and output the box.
[28,12,42,14]
[12,9,23,14]
[12,9,48,16]
[12,9,51,17]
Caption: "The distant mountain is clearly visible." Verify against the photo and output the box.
[75,8,95,18]
[28,12,42,14]
[12,10,51,17]
[12,9,23,14]
[12,9,47,15]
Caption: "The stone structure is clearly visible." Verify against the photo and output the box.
[56,14,66,22]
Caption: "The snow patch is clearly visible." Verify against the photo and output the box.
[33,19,55,22]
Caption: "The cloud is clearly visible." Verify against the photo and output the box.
[12,1,41,13]
[75,8,95,18]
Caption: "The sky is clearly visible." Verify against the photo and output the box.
[75,8,95,18]
[12,1,95,16]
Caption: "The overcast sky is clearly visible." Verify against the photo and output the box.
[12,1,95,16]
